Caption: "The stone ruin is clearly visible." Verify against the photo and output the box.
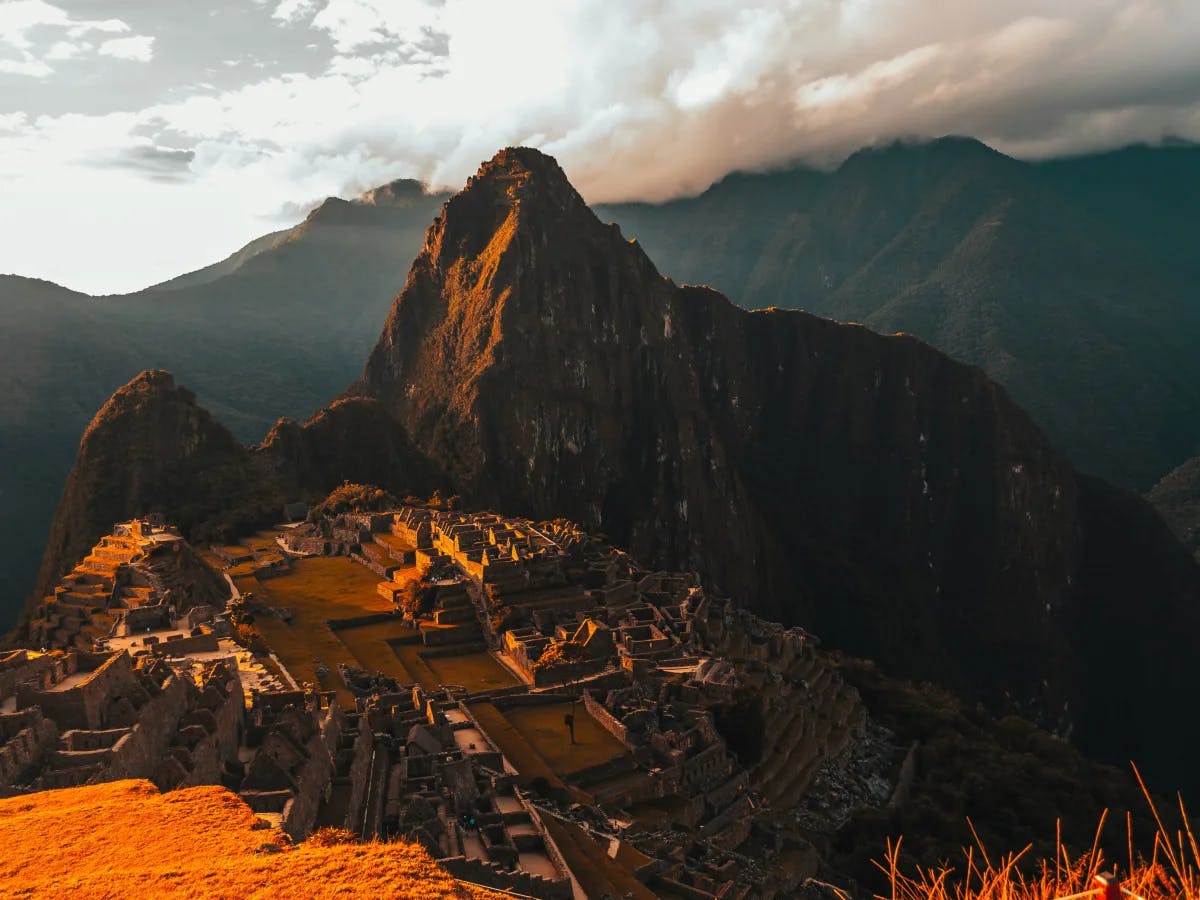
[28,518,226,651]
[281,501,897,897]
[368,686,573,900]
[234,688,349,841]
[0,647,243,795]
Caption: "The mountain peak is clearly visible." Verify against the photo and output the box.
[837,134,1009,175]
[354,178,429,208]
[421,146,598,273]
[31,369,251,613]
[462,146,586,219]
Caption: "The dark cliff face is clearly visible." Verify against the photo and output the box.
[260,396,442,496]
[357,148,1200,795]
[598,139,1200,491]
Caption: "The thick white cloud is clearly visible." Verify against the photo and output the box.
[97,35,154,62]
[2,0,1200,293]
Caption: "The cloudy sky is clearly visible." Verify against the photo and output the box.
[1,0,1199,294]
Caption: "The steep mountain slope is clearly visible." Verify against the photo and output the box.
[29,372,438,617]
[597,139,1200,489]
[1035,140,1200,284]
[354,148,1200,796]
[31,371,281,607]
[1149,456,1200,561]
[0,182,447,627]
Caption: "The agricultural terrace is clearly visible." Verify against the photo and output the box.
[245,556,405,704]
[467,700,629,792]
[425,650,520,692]
[331,620,420,682]
[504,701,629,775]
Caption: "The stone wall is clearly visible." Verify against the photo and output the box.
[150,632,220,658]
[0,709,57,788]
[439,856,572,900]
[278,704,343,841]
[581,691,630,748]
[85,672,190,784]
[19,652,137,731]
[343,720,375,834]
[0,652,54,701]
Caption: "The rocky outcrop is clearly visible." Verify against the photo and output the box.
[29,376,437,628]
[355,148,1200,796]
[30,371,278,612]
[260,397,442,497]
[1148,456,1200,561]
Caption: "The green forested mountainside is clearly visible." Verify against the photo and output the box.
[597,138,1200,491]
[0,183,447,627]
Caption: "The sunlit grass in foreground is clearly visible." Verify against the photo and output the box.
[876,767,1198,900]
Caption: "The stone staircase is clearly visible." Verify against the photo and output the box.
[29,529,160,649]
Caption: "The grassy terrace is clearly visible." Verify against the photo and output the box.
[467,701,630,795]
[468,703,563,788]
[504,702,628,775]
[373,532,414,555]
[334,620,420,682]
[246,556,405,704]
[425,651,519,692]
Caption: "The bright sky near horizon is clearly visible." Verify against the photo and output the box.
[1,0,1199,294]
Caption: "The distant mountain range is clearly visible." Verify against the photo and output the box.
[0,180,447,622]
[3,137,1199,629]
[30,148,1200,802]
[597,137,1200,490]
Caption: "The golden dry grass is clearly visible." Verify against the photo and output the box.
[881,767,1198,900]
[0,780,497,899]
